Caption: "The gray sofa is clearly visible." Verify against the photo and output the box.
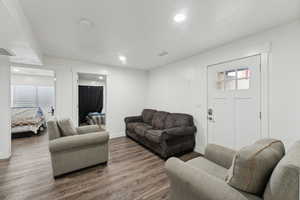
[125,109,197,159]
[166,139,300,200]
[47,120,109,177]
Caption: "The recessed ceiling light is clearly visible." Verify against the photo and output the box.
[173,13,186,23]
[98,76,104,80]
[13,68,20,72]
[119,55,127,64]
[79,18,93,28]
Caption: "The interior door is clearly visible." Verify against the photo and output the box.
[207,55,261,149]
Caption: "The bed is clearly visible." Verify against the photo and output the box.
[11,107,46,134]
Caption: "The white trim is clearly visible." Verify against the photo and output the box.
[72,70,107,127]
[203,43,271,150]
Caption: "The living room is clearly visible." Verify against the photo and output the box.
[1,0,300,200]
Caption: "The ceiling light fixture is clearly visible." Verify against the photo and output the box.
[13,68,20,72]
[79,18,93,28]
[119,55,127,64]
[173,13,186,23]
[98,76,104,80]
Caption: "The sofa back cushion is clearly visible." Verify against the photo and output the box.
[165,113,194,129]
[226,138,285,195]
[264,140,300,200]
[151,111,169,129]
[142,109,156,124]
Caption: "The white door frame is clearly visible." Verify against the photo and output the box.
[73,71,107,127]
[204,45,270,148]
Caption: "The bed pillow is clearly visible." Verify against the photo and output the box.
[226,138,285,195]
[57,119,77,137]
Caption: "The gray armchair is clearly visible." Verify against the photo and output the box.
[47,120,109,177]
[166,140,300,200]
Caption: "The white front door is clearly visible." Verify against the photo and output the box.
[207,55,261,149]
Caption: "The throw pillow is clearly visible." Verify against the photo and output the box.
[57,118,77,137]
[226,138,285,195]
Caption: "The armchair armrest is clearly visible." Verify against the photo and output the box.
[76,125,104,134]
[124,115,143,123]
[162,126,196,140]
[49,131,109,153]
[205,144,236,169]
[165,158,255,200]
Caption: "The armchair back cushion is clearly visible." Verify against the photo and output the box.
[152,111,169,129]
[226,138,285,195]
[165,113,194,129]
[264,140,300,200]
[142,109,156,124]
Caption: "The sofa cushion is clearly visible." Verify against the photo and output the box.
[264,140,300,200]
[226,138,285,195]
[165,113,194,129]
[142,109,157,124]
[145,129,164,143]
[187,157,228,180]
[57,118,77,137]
[127,122,147,132]
[134,124,152,137]
[151,111,169,129]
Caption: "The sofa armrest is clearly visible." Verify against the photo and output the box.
[49,131,109,153]
[165,158,255,200]
[124,115,143,124]
[76,125,104,134]
[204,144,236,169]
[162,126,196,140]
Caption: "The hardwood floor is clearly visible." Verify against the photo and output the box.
[0,131,200,200]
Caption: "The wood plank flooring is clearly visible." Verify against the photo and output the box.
[0,131,200,200]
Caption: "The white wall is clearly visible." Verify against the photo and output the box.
[11,74,55,86]
[37,57,148,138]
[147,20,300,153]
[0,56,11,159]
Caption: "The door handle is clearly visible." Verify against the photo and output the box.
[207,108,215,122]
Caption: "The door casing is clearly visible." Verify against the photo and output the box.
[204,49,270,151]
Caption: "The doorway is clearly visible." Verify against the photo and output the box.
[10,66,56,138]
[77,73,106,128]
[207,55,261,149]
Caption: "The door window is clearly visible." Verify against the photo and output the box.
[216,68,251,91]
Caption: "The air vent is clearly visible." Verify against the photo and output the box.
[0,48,14,56]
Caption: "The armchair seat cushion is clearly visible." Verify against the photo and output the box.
[49,131,109,153]
[187,157,227,180]
[134,124,152,137]
[145,129,164,143]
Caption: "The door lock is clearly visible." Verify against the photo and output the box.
[207,108,215,122]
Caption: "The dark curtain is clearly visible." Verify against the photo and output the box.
[78,86,103,124]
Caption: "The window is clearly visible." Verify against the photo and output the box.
[216,68,250,91]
